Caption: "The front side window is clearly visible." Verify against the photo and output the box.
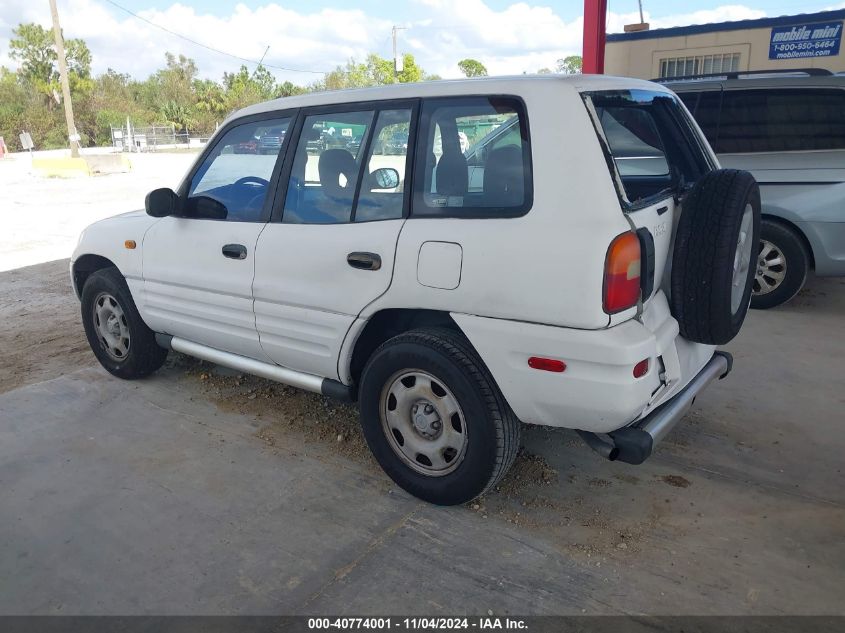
[414,97,531,217]
[283,111,374,224]
[715,88,845,153]
[187,117,291,221]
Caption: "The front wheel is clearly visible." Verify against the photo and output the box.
[750,220,809,310]
[359,327,520,506]
[81,267,167,379]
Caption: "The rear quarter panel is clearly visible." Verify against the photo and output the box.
[366,80,631,330]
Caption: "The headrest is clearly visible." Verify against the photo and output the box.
[483,145,523,206]
[318,149,357,199]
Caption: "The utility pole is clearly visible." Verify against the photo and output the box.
[391,25,406,81]
[638,0,645,24]
[49,0,80,157]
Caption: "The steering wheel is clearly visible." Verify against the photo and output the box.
[233,176,269,188]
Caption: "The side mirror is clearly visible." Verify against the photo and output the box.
[371,167,400,190]
[188,195,228,220]
[145,187,180,217]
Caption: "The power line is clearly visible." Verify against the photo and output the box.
[101,0,328,74]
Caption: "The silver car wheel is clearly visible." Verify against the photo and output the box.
[92,292,131,361]
[731,204,755,313]
[753,239,787,297]
[380,369,468,477]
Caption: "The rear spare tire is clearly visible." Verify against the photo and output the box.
[670,169,760,345]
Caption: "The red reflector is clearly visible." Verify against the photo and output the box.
[528,357,566,373]
[633,359,649,378]
[603,231,642,314]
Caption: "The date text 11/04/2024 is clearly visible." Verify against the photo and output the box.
[307,617,529,630]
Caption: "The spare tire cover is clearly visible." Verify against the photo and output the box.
[670,169,761,345]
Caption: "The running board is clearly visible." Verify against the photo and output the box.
[155,334,352,402]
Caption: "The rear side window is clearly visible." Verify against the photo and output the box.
[283,111,375,224]
[715,89,845,153]
[413,96,532,218]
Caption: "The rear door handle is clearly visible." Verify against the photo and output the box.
[222,243,247,260]
[347,252,381,271]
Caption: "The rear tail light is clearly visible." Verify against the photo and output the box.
[603,231,642,314]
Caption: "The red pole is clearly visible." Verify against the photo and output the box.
[582,0,607,74]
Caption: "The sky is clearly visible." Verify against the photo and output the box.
[1,0,844,84]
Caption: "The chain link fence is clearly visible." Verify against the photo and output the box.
[110,123,210,152]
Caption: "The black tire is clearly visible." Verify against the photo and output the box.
[359,327,520,506]
[750,220,809,310]
[671,169,761,345]
[81,267,167,379]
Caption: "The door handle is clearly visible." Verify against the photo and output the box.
[347,252,381,271]
[222,243,247,260]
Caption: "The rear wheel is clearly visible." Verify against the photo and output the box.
[750,220,809,310]
[359,327,520,506]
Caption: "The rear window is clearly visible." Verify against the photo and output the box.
[585,89,713,208]
[683,88,845,153]
[596,107,669,177]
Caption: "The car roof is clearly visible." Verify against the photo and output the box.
[232,74,670,121]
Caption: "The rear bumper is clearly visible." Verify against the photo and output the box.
[451,292,715,434]
[577,351,732,464]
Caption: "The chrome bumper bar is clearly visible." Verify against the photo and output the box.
[577,351,732,464]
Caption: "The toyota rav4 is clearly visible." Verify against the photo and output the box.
[71,76,760,505]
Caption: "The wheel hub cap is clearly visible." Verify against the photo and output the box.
[412,402,442,439]
[93,292,131,361]
[731,204,755,314]
[380,370,468,477]
[753,239,787,297]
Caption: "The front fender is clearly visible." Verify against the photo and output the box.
[71,210,159,298]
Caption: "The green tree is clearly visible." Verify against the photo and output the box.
[8,23,92,104]
[457,58,488,77]
[536,67,553,74]
[556,55,582,74]
[276,80,307,98]
[160,100,195,133]
[222,65,278,111]
[316,53,429,91]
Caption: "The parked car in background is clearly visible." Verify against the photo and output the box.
[384,131,409,155]
[663,69,845,308]
[71,76,759,505]
[233,137,258,154]
[258,127,286,154]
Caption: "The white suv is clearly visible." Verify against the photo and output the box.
[72,76,760,505]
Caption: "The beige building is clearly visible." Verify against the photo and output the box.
[606,9,845,79]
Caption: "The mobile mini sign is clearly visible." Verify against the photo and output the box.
[769,21,842,60]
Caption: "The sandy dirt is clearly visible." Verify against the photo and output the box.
[0,259,95,393]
